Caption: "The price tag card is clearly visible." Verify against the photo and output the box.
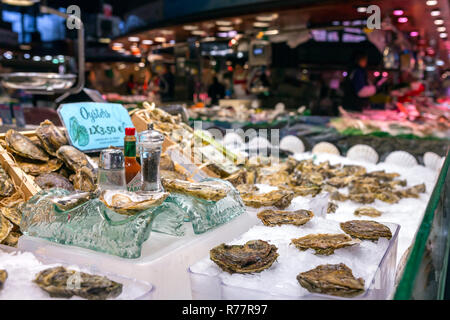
[58,102,134,152]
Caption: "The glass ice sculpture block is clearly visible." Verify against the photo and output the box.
[151,201,187,236]
[167,179,245,234]
[19,189,159,259]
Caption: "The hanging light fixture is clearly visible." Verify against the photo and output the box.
[1,0,39,6]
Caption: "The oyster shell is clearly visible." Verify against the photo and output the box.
[159,153,175,171]
[34,266,122,300]
[410,183,426,194]
[366,170,399,181]
[257,209,314,226]
[162,178,230,201]
[291,234,360,255]
[342,165,366,176]
[17,158,63,176]
[35,120,68,156]
[297,263,365,297]
[354,206,382,217]
[70,166,97,192]
[236,184,259,195]
[0,167,15,197]
[5,129,49,162]
[327,176,353,188]
[0,269,7,290]
[375,191,400,204]
[340,220,392,240]
[56,145,94,173]
[0,214,13,242]
[100,190,169,215]
[50,192,96,211]
[348,193,375,204]
[210,240,279,274]
[330,191,348,202]
[327,202,338,213]
[35,173,74,191]
[2,231,21,247]
[289,185,322,197]
[0,207,21,226]
[241,189,294,209]
[224,169,248,187]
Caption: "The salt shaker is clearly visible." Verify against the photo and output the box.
[138,124,164,193]
[98,148,127,191]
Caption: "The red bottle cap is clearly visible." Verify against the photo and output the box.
[125,127,136,136]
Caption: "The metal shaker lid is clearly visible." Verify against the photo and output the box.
[138,123,164,145]
[99,148,125,170]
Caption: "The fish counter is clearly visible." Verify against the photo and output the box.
[0,104,448,300]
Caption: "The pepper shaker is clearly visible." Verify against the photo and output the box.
[138,124,164,193]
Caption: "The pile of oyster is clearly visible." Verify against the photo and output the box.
[2,120,97,193]
[33,266,123,300]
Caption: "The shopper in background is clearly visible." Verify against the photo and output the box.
[160,64,175,102]
[233,64,249,99]
[343,51,377,111]
[126,74,136,95]
[208,76,226,105]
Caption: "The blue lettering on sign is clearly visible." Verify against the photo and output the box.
[57,102,134,152]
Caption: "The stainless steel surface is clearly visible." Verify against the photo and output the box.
[0,73,76,92]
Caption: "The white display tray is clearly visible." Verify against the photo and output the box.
[189,223,399,300]
[17,211,259,299]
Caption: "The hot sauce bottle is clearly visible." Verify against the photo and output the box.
[124,127,141,185]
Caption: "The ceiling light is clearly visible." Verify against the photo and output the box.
[216,20,232,26]
[218,26,233,31]
[1,0,39,6]
[112,43,123,48]
[99,38,111,44]
[397,17,408,23]
[142,40,153,45]
[191,30,206,36]
[32,56,40,61]
[440,32,448,38]
[357,7,367,13]
[410,31,419,37]
[393,9,404,16]
[264,29,279,35]
[426,0,438,5]
[436,59,444,66]
[23,53,30,59]
[253,22,270,28]
[44,55,52,61]
[155,37,166,42]
[256,13,278,21]
[128,36,140,42]
[139,62,145,68]
[19,44,31,50]
[437,26,446,32]
[203,37,216,42]
[431,9,441,16]
[234,18,243,24]
[183,25,198,31]
[160,30,173,35]
[434,19,444,25]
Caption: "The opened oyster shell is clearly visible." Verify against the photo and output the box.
[34,266,122,300]
[56,145,94,172]
[17,158,63,176]
[35,173,74,191]
[0,269,7,290]
[1,231,21,247]
[100,190,169,215]
[354,206,382,217]
[0,167,15,197]
[70,166,97,192]
[5,129,49,162]
[340,220,392,240]
[162,178,230,201]
[35,120,68,156]
[291,234,360,255]
[257,209,314,226]
[241,189,294,209]
[297,263,365,297]
[210,240,279,274]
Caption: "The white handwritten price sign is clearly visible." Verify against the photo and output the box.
[58,102,134,152]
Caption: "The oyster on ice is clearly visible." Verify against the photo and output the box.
[34,266,122,300]
[236,184,259,195]
[17,158,63,176]
[2,231,20,247]
[348,193,375,204]
[354,206,382,217]
[100,190,169,215]
[257,209,314,226]
[297,263,365,297]
[375,191,400,204]
[56,145,94,172]
[241,189,294,209]
[291,234,360,255]
[366,170,399,181]
[0,269,7,290]
[327,202,338,213]
[162,178,230,201]
[340,220,392,240]
[35,173,74,191]
[210,240,279,274]
[5,129,49,162]
[0,167,15,197]
[35,120,68,156]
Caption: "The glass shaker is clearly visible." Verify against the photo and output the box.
[98,148,127,191]
[138,124,164,193]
